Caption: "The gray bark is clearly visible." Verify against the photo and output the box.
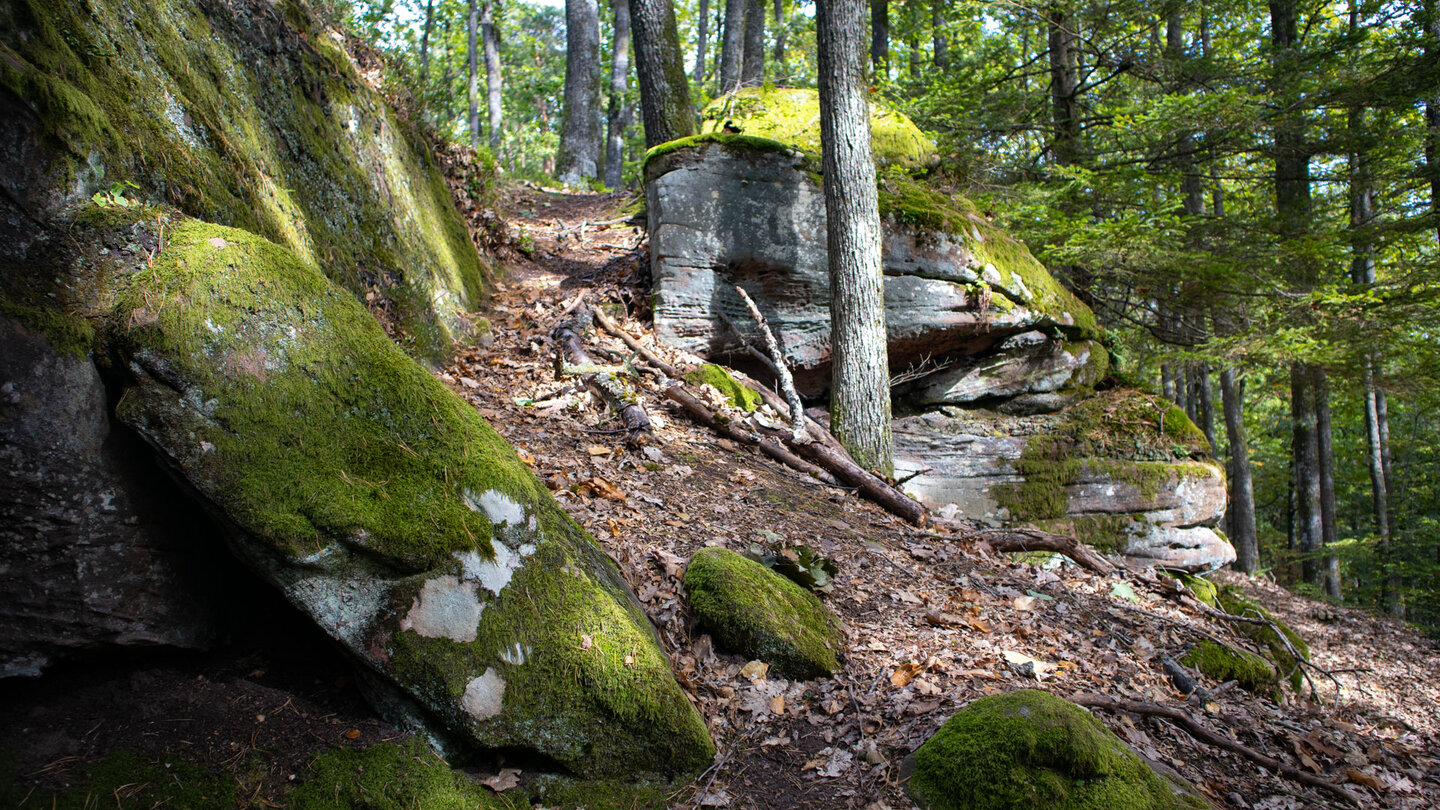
[772,0,786,68]
[1048,4,1080,165]
[742,0,765,85]
[720,0,747,92]
[420,0,435,84]
[1424,0,1440,243]
[1196,363,1216,454]
[557,0,603,185]
[1291,363,1323,585]
[1221,367,1259,574]
[482,0,503,154]
[818,0,892,475]
[468,0,480,149]
[630,0,696,147]
[1314,367,1341,600]
[870,0,889,73]
[693,0,710,82]
[605,0,632,189]
[932,0,948,68]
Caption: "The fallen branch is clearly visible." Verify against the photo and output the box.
[662,383,834,485]
[1072,693,1362,807]
[733,285,806,444]
[727,368,848,457]
[552,306,650,437]
[789,440,928,525]
[592,306,680,377]
[927,520,1115,576]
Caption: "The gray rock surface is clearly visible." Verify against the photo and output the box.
[912,331,1107,405]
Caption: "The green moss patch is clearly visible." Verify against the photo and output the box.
[0,748,236,809]
[684,547,843,679]
[1216,588,1310,692]
[290,739,518,810]
[0,296,96,359]
[907,690,1209,810]
[684,363,761,411]
[1180,640,1279,699]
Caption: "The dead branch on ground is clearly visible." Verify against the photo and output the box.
[662,383,835,485]
[926,520,1115,576]
[733,285,807,443]
[552,305,650,438]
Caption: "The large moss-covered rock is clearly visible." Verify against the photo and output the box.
[1180,639,1280,699]
[906,690,1211,810]
[683,548,843,679]
[0,0,488,360]
[1214,588,1310,692]
[103,219,714,777]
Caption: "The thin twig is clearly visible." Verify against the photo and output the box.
[733,285,807,444]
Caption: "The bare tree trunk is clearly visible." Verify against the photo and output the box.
[693,0,710,82]
[870,0,889,74]
[1161,363,1176,403]
[1423,0,1440,243]
[468,0,480,149]
[1221,367,1259,573]
[1315,367,1341,600]
[742,0,765,85]
[605,0,632,189]
[819,0,891,475]
[1196,363,1216,454]
[482,0,503,154]
[932,0,948,68]
[442,18,457,122]
[1047,3,1079,165]
[720,0,747,93]
[557,0,602,185]
[630,0,696,147]
[420,0,435,84]
[905,2,919,80]
[1292,363,1324,585]
[772,0,786,69]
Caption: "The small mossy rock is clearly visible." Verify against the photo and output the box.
[290,739,519,810]
[1179,639,1280,699]
[1168,572,1220,607]
[906,690,1211,810]
[684,548,843,679]
[683,363,760,411]
[104,220,714,778]
[1216,587,1310,692]
[697,87,938,170]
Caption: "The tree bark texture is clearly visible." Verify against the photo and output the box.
[630,0,696,147]
[818,0,892,476]
[1423,0,1440,243]
[1195,363,1216,454]
[1291,363,1324,585]
[467,0,480,149]
[1221,367,1259,574]
[420,0,435,84]
[693,0,710,82]
[482,0,503,154]
[605,0,632,189]
[870,0,889,73]
[720,0,748,92]
[742,0,765,85]
[932,0,948,67]
[772,0,786,68]
[557,0,602,185]
[1047,4,1080,165]
[1314,366,1341,600]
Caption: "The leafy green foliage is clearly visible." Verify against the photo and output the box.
[745,539,839,594]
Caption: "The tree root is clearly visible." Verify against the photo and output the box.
[926,520,1116,575]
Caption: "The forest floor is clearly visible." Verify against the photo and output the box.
[3,187,1438,810]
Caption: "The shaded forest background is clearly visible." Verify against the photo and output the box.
[327,0,1440,629]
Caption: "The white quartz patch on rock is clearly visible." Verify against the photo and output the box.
[463,488,537,531]
[461,667,506,720]
[454,541,536,596]
[399,575,482,642]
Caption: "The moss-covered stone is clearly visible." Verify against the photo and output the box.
[698,87,938,171]
[1169,572,1220,607]
[684,547,843,679]
[907,690,1210,810]
[684,363,761,411]
[289,739,520,810]
[1179,639,1280,699]
[0,747,237,809]
[527,774,678,810]
[0,295,96,359]
[1216,587,1310,692]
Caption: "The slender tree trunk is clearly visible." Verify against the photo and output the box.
[605,0,632,189]
[557,0,602,185]
[1315,367,1341,599]
[932,0,948,68]
[1423,0,1440,243]
[1221,368,1259,573]
[1161,363,1176,403]
[442,19,456,122]
[720,0,748,92]
[420,0,435,84]
[742,0,765,85]
[1196,363,1217,454]
[818,0,892,475]
[1047,3,1080,165]
[693,0,710,82]
[772,0,786,69]
[1292,363,1324,585]
[1362,370,1400,614]
[905,2,919,80]
[482,0,503,154]
[870,0,889,74]
[630,0,696,147]
[468,0,480,149]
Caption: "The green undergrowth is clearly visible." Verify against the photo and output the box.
[527,774,679,809]
[684,363,761,411]
[0,747,237,809]
[684,547,844,679]
[290,739,521,810]
[1180,639,1280,699]
[907,689,1209,810]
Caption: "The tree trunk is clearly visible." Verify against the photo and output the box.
[1314,366,1341,600]
[1291,363,1324,585]
[468,0,480,149]
[870,0,889,74]
[1221,367,1259,574]
[818,0,892,475]
[932,0,948,68]
[482,0,503,154]
[693,0,710,82]
[720,0,748,92]
[557,0,603,185]
[630,0,696,147]
[1047,3,1080,165]
[772,0,786,68]
[1196,362,1217,454]
[420,0,435,84]
[742,0,765,85]
[605,0,632,189]
[1423,0,1440,243]
[905,2,919,80]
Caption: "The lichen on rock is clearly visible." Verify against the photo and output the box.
[906,689,1211,810]
[683,547,844,679]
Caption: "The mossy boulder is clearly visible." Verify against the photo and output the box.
[696,86,938,170]
[1215,587,1310,692]
[290,739,519,810]
[103,219,714,777]
[684,363,761,411]
[1179,640,1280,699]
[906,690,1211,810]
[683,548,843,679]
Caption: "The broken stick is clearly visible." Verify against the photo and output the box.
[552,306,650,436]
[926,520,1115,576]
[732,285,806,444]
[662,383,834,485]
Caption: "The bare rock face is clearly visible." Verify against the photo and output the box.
[912,332,1107,406]
[0,317,219,677]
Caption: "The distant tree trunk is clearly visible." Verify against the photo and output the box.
[1292,363,1324,585]
[442,18,457,121]
[720,0,747,92]
[932,0,948,68]
[557,0,602,185]
[693,0,710,82]
[482,0,503,154]
[1161,363,1176,403]
[1221,367,1259,573]
[1047,3,1080,165]
[1196,363,1217,453]
[870,0,889,74]
[630,0,696,147]
[819,0,892,475]
[1423,0,1440,243]
[742,0,765,85]
[905,2,919,80]
[605,0,632,189]
[772,0,786,69]
[468,0,480,149]
[1315,367,1341,600]
[420,0,435,84]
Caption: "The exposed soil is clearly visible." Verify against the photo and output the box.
[3,187,1438,809]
